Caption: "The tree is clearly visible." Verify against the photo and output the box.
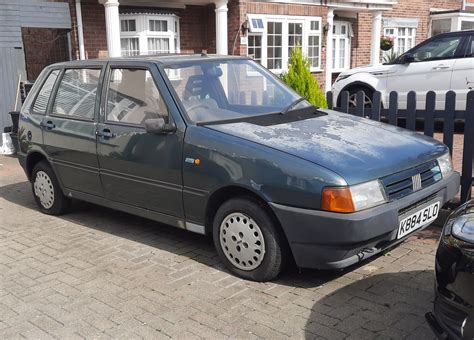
[281,47,327,108]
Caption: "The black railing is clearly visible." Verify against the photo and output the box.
[326,90,474,204]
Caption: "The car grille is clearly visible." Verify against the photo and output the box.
[382,160,442,201]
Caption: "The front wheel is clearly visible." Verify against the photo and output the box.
[213,198,286,281]
[31,161,70,215]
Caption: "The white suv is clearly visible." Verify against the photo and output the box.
[332,30,474,110]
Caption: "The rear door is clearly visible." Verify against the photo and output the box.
[42,64,105,197]
[386,34,464,109]
[96,62,185,217]
[451,34,474,110]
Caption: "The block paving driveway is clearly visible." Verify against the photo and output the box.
[0,154,442,339]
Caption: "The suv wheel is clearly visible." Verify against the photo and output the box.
[213,198,286,281]
[31,161,70,215]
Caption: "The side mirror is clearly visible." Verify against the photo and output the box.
[400,53,415,64]
[144,118,176,134]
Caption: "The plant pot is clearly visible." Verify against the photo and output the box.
[380,44,393,51]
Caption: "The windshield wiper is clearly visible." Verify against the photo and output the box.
[282,97,306,114]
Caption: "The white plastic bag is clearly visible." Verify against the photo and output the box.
[0,132,15,155]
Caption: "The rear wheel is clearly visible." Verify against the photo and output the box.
[31,161,70,215]
[213,198,286,281]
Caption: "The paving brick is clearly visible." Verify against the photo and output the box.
[0,155,447,339]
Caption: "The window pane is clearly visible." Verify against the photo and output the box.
[106,69,169,125]
[310,21,319,31]
[120,19,136,32]
[412,36,462,62]
[32,70,59,114]
[432,19,451,36]
[308,35,320,68]
[267,22,282,69]
[248,34,262,63]
[149,20,168,32]
[52,69,100,119]
[288,22,303,62]
[121,38,140,56]
[148,38,170,54]
[461,21,474,31]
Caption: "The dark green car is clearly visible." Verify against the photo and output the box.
[18,55,459,281]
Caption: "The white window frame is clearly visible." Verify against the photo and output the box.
[119,13,180,57]
[332,21,351,72]
[383,26,416,56]
[430,12,474,37]
[246,14,322,74]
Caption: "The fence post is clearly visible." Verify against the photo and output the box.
[461,91,474,202]
[341,91,349,113]
[326,92,333,110]
[388,91,398,126]
[372,91,382,121]
[424,91,436,137]
[406,91,417,131]
[443,91,456,155]
[355,91,365,117]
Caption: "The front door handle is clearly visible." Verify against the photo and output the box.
[41,120,55,130]
[96,128,114,139]
[432,65,450,70]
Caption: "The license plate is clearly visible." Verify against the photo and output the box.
[397,201,440,239]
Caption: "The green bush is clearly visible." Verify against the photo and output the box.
[282,47,327,108]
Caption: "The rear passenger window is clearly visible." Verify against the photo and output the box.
[52,68,101,119]
[32,70,59,114]
[106,68,169,125]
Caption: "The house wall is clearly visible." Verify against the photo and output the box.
[352,0,462,67]
[21,28,70,81]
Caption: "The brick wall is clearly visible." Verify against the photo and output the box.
[352,0,462,67]
[21,27,70,81]
[179,5,216,54]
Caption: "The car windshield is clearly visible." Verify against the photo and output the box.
[163,59,310,124]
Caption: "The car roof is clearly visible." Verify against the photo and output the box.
[435,29,474,38]
[49,54,250,68]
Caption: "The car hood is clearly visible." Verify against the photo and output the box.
[340,63,392,77]
[206,110,447,185]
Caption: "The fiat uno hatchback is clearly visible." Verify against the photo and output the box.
[18,55,460,281]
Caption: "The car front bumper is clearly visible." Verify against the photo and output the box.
[269,172,460,269]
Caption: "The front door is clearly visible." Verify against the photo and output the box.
[451,34,474,110]
[96,64,184,217]
[386,34,464,109]
[42,65,104,197]
[332,21,351,73]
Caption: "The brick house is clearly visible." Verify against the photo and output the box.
[64,0,473,94]
[1,0,474,133]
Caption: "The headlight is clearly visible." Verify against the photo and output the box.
[335,74,350,83]
[437,153,454,178]
[322,180,387,213]
[451,214,474,243]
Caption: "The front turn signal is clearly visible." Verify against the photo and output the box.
[321,187,355,213]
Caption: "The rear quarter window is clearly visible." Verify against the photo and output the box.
[31,70,60,114]
[51,68,101,120]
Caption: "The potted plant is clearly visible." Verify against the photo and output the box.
[380,36,395,51]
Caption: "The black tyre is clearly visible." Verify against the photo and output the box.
[348,86,374,108]
[213,198,287,281]
[31,161,70,215]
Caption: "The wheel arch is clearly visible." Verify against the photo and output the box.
[25,150,50,180]
[337,81,377,107]
[204,185,294,262]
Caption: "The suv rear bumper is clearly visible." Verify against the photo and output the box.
[270,172,460,269]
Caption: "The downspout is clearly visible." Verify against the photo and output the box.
[75,0,86,60]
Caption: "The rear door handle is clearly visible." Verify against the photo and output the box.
[41,120,55,130]
[96,128,114,139]
[432,65,450,70]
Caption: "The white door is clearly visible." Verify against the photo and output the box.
[332,22,351,73]
[386,34,464,109]
[451,35,474,110]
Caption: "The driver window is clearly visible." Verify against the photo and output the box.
[411,36,462,62]
[106,68,169,125]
